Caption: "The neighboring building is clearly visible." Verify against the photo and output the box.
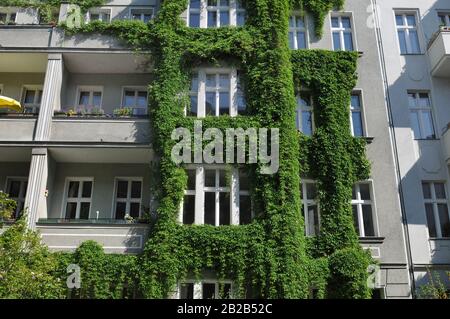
[373,0,450,294]
[0,0,413,298]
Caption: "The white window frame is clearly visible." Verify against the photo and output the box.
[113,177,143,219]
[129,7,154,23]
[21,85,43,114]
[121,86,148,116]
[5,177,27,219]
[394,11,422,54]
[0,9,18,24]
[86,7,111,23]
[422,181,450,239]
[289,12,308,49]
[177,280,233,299]
[187,0,245,28]
[438,12,450,27]
[301,180,320,237]
[61,177,94,219]
[352,181,378,238]
[407,91,436,140]
[350,91,366,137]
[331,14,356,51]
[75,85,103,111]
[179,166,250,225]
[295,91,314,135]
[188,68,241,117]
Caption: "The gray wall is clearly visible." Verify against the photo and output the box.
[62,73,152,115]
[48,163,152,219]
[0,73,45,102]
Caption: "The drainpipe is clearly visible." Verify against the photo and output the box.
[371,0,416,298]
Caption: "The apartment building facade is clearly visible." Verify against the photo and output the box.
[0,0,413,298]
[373,0,450,294]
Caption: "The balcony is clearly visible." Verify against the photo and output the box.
[428,27,450,78]
[442,124,450,164]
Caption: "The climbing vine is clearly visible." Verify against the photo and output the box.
[0,0,373,299]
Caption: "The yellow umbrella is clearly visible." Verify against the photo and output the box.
[0,95,22,112]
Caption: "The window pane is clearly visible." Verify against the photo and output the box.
[296,16,305,28]
[422,182,432,199]
[37,90,43,104]
[202,283,216,299]
[183,195,195,224]
[352,185,357,199]
[438,204,450,237]
[239,171,249,191]
[67,181,79,198]
[81,181,92,198]
[219,92,230,115]
[191,74,199,91]
[130,203,140,218]
[208,11,217,27]
[341,17,351,28]
[406,15,416,26]
[362,205,375,237]
[219,74,229,88]
[189,13,200,27]
[137,91,148,108]
[24,90,35,104]
[434,183,446,199]
[219,192,230,225]
[360,184,371,200]
[205,170,216,187]
[92,92,102,106]
[78,91,90,105]
[408,93,417,108]
[239,195,252,225]
[306,183,317,199]
[299,93,311,107]
[288,32,295,49]
[190,0,200,9]
[219,170,227,187]
[397,31,407,54]
[425,203,437,237]
[205,92,216,115]
[333,32,341,51]
[220,0,229,6]
[131,181,142,198]
[116,181,128,198]
[301,111,313,136]
[187,169,196,190]
[344,32,354,51]
[123,90,135,107]
[395,15,404,26]
[418,93,430,107]
[7,181,21,197]
[206,74,216,87]
[180,283,194,299]
[307,204,319,236]
[409,111,421,139]
[220,10,229,26]
[79,202,90,219]
[208,0,217,5]
[409,30,420,53]
[65,202,77,219]
[205,192,216,225]
[421,111,435,139]
[331,17,339,28]
[296,32,307,49]
[115,202,126,220]
[351,95,361,109]
[237,12,245,26]
[352,112,364,137]
[352,205,360,236]
[190,95,198,115]
[222,284,232,298]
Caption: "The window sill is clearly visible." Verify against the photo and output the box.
[362,136,374,144]
[400,53,425,56]
[359,236,385,244]
[414,138,439,141]
[429,237,450,241]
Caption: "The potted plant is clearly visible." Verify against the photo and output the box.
[124,213,134,224]
[90,107,105,117]
[113,107,133,118]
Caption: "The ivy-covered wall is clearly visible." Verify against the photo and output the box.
[0,0,373,299]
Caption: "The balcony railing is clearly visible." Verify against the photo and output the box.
[37,218,150,225]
